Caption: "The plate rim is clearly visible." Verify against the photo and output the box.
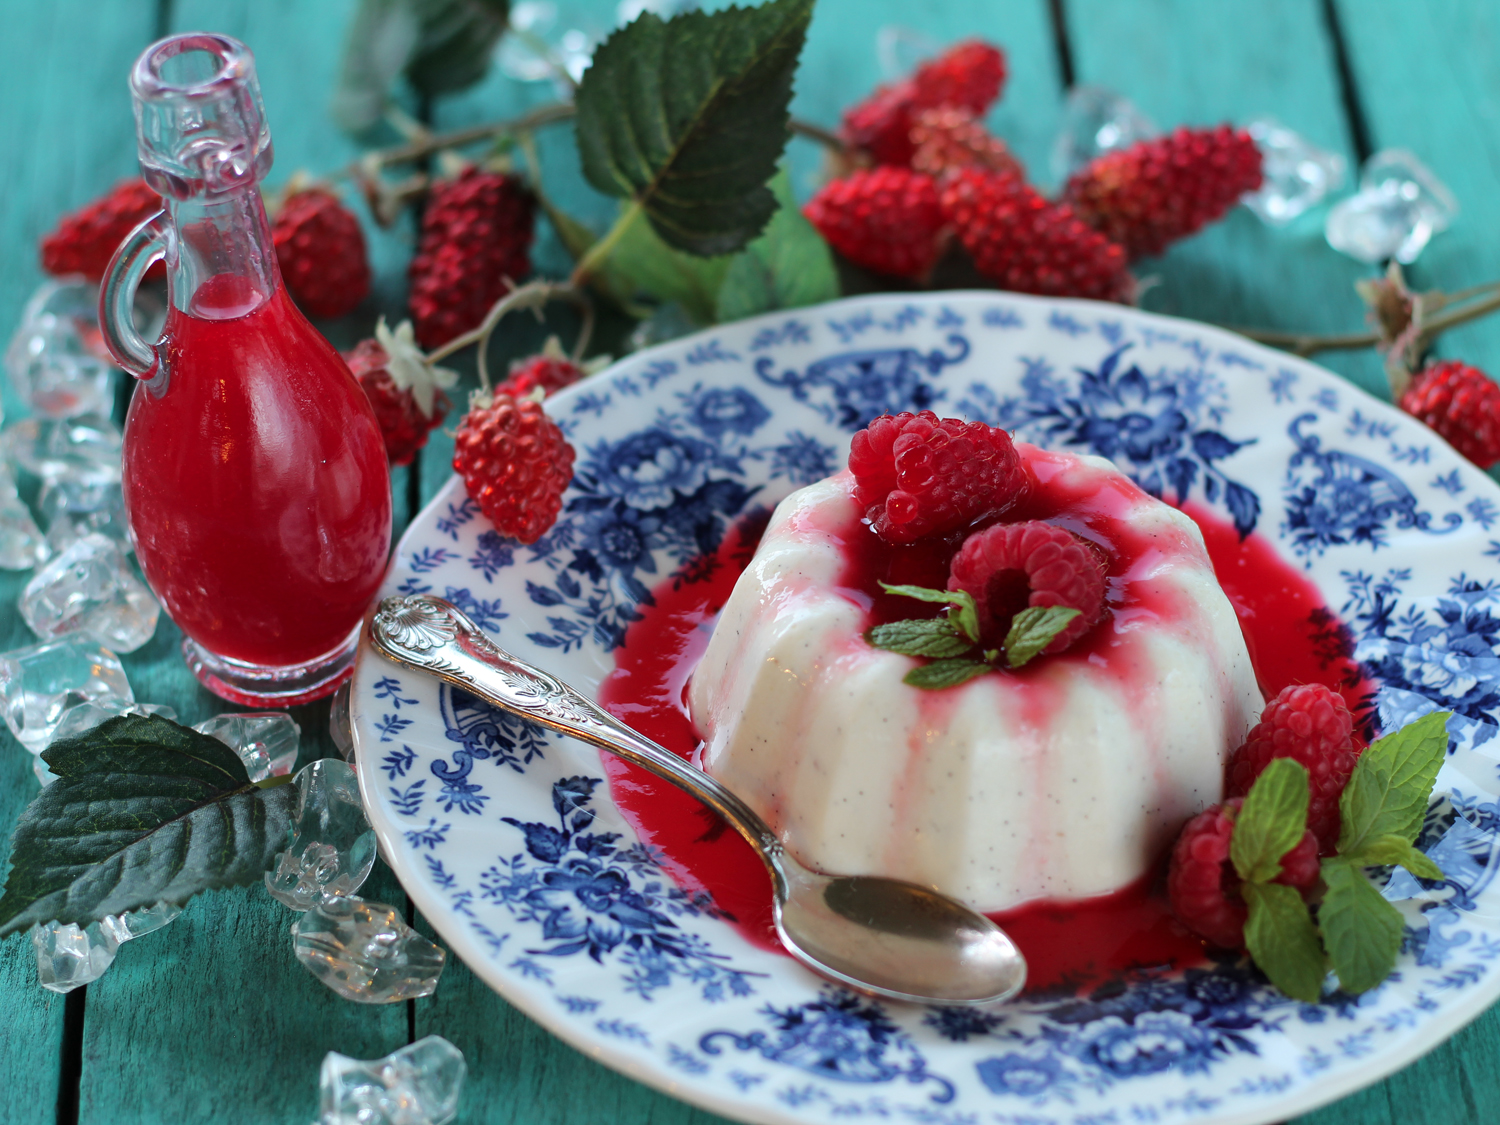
[354,287,1500,1125]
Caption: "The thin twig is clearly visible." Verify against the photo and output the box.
[423,280,590,395]
[790,117,847,155]
[1231,285,1500,359]
[352,103,577,175]
[1229,327,1379,357]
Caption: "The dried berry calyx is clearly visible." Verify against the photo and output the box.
[345,319,457,467]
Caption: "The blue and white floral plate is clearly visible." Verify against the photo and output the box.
[351,292,1500,1125]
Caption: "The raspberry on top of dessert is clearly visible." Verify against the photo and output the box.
[688,412,1262,915]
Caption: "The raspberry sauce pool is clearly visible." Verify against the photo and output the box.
[597,458,1368,993]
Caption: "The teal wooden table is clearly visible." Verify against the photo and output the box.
[3,1,1499,1122]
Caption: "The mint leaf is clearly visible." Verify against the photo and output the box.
[868,619,975,659]
[878,582,981,643]
[1230,758,1311,884]
[575,0,814,255]
[1319,858,1405,994]
[716,168,839,322]
[0,714,297,937]
[1344,834,1446,881]
[1243,881,1326,1003]
[1003,606,1081,668]
[903,659,992,690]
[1338,710,1451,855]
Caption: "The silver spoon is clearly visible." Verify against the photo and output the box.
[368,594,1027,1006]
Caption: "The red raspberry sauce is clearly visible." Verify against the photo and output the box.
[597,457,1369,993]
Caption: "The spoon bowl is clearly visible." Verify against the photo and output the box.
[369,594,1027,1006]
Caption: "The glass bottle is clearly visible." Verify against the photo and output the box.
[100,33,392,706]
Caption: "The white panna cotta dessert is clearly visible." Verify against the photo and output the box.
[688,443,1262,914]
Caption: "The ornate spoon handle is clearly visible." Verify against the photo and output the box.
[368,595,783,862]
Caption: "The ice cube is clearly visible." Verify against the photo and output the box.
[0,637,131,752]
[293,896,446,1003]
[195,711,300,783]
[1326,149,1458,264]
[1240,117,1348,225]
[33,901,183,992]
[0,464,44,569]
[329,682,354,762]
[1050,85,1159,183]
[318,1036,466,1125]
[19,533,159,652]
[36,478,130,562]
[1,413,123,485]
[266,758,376,910]
[4,280,116,420]
[875,24,941,81]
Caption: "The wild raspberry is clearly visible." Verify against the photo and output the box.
[1399,361,1500,470]
[345,338,449,467]
[849,411,1027,544]
[40,178,164,282]
[496,347,585,401]
[939,168,1133,302]
[1168,799,1319,950]
[948,521,1105,651]
[803,168,946,280]
[272,188,371,319]
[409,169,536,350]
[910,106,1023,179]
[1063,125,1263,261]
[841,40,1007,166]
[453,394,575,544]
[1227,683,1361,853]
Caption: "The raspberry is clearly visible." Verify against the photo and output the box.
[947,521,1105,651]
[1063,125,1263,261]
[40,178,164,283]
[910,106,1023,179]
[452,394,575,544]
[849,411,1027,544]
[272,188,371,319]
[939,168,1133,302]
[803,168,946,280]
[1226,683,1361,852]
[409,169,536,350]
[1167,799,1320,949]
[496,347,585,401]
[345,339,449,467]
[841,40,1006,166]
[1398,361,1500,470]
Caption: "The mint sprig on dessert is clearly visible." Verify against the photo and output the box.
[867,581,1081,686]
[1170,707,1452,1002]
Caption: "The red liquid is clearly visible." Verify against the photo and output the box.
[123,279,392,666]
[598,459,1370,992]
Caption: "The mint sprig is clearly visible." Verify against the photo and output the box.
[1224,710,1452,1002]
[866,582,1080,686]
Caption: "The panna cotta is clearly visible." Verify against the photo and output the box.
[687,445,1263,914]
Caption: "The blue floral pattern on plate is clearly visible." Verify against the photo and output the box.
[353,292,1500,1125]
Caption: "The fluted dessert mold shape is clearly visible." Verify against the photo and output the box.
[369,593,1027,1006]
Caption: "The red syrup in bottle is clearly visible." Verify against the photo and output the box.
[597,454,1372,992]
[123,276,391,668]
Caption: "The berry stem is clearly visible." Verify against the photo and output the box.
[1232,283,1500,359]
[353,103,578,174]
[570,199,643,287]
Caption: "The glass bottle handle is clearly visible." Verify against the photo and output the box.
[99,210,170,379]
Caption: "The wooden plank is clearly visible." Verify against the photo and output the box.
[1329,1,1500,404]
[0,2,160,1121]
[1063,0,1389,400]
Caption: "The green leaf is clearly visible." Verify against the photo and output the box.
[574,0,814,256]
[1230,758,1311,884]
[331,0,509,131]
[1242,881,1327,1003]
[1003,606,1082,668]
[1338,710,1451,855]
[0,715,298,937]
[903,659,992,690]
[1319,858,1405,994]
[867,619,975,659]
[715,168,839,322]
[1344,834,1447,881]
[404,0,511,98]
[600,205,732,324]
[877,582,981,642]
